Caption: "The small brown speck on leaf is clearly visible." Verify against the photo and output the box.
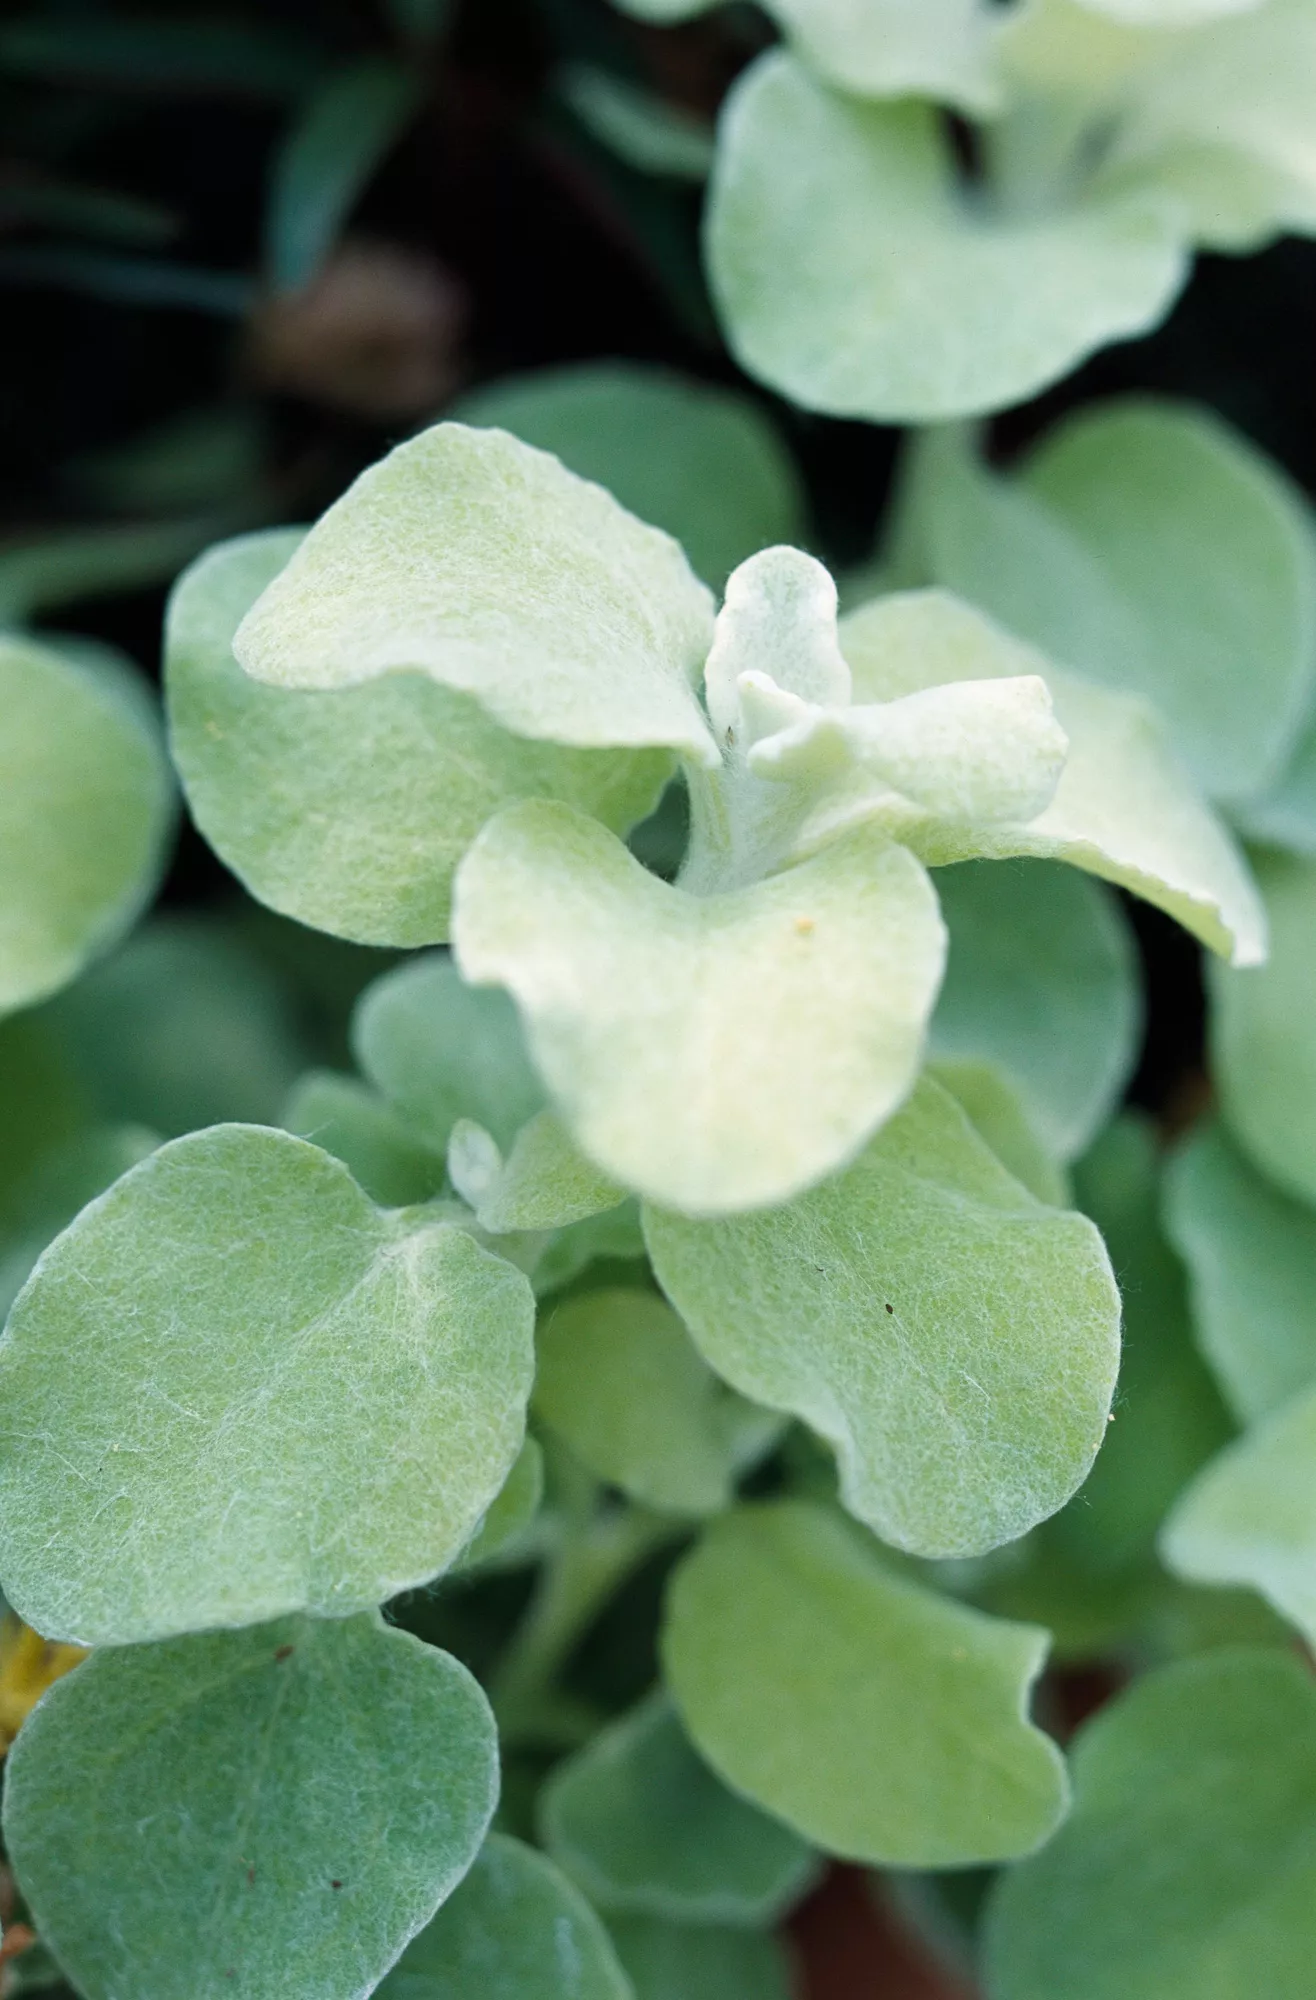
[331,1880,343,1891]
[884,1303,894,1314]
[274,1645,294,1662]
[247,1866,256,1887]
[794,916,815,936]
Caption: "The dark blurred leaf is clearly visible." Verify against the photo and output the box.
[266,59,426,292]
[68,408,265,515]
[383,0,454,43]
[0,247,252,313]
[0,175,178,248]
[0,516,238,622]
[557,65,714,182]
[0,18,323,99]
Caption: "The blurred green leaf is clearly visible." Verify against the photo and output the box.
[0,18,323,98]
[607,1916,793,2000]
[267,60,426,293]
[0,516,234,623]
[557,67,716,182]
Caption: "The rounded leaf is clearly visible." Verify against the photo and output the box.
[1164,1121,1316,1423]
[0,634,173,1013]
[234,424,719,764]
[541,1690,815,1924]
[453,364,804,590]
[4,1613,498,2000]
[838,591,1265,965]
[167,532,669,948]
[663,1502,1068,1866]
[607,1915,793,2000]
[985,1648,1316,2000]
[707,54,1187,423]
[645,1075,1121,1559]
[376,1834,633,1999]
[454,801,946,1216]
[0,1125,536,1644]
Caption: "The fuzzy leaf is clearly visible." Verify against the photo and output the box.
[645,1075,1119,1557]
[663,1501,1067,1865]
[930,1057,1070,1207]
[1165,1121,1316,1424]
[0,1125,536,1644]
[931,859,1139,1159]
[354,954,545,1154]
[167,533,668,948]
[838,591,1265,965]
[534,1290,771,1516]
[4,1613,497,2000]
[234,424,718,764]
[266,59,423,291]
[984,1649,1316,2000]
[1162,1385,1316,1644]
[376,1834,632,1999]
[607,1917,792,2000]
[454,801,945,1215]
[542,1692,812,1924]
[475,1112,628,1234]
[452,365,803,590]
[1211,851,1316,1202]
[0,635,173,1014]
[707,55,1187,424]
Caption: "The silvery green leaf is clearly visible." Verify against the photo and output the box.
[644,1074,1120,1557]
[46,915,306,1135]
[663,1501,1068,1865]
[929,1057,1070,1207]
[167,532,669,948]
[1081,0,1264,18]
[282,1070,448,1207]
[930,859,1140,1160]
[1211,851,1316,1202]
[1236,712,1316,855]
[607,1916,793,2000]
[452,365,804,592]
[532,1202,649,1299]
[353,954,545,1154]
[707,54,1187,424]
[376,1834,633,1999]
[0,1124,536,1644]
[1162,1386,1316,1643]
[234,424,719,765]
[475,1112,628,1234]
[838,591,1265,965]
[541,1690,815,1923]
[4,1613,498,2000]
[0,634,173,1014]
[533,1288,771,1515]
[1165,1122,1316,1423]
[984,1648,1316,2000]
[702,547,851,739]
[454,801,945,1216]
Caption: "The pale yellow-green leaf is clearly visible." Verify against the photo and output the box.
[168,532,669,948]
[707,54,1187,423]
[837,591,1264,964]
[234,424,719,765]
[662,1501,1068,1865]
[644,1074,1120,1557]
[453,801,945,1216]
[476,1112,628,1234]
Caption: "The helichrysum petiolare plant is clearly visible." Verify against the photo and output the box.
[2,1,1316,1996]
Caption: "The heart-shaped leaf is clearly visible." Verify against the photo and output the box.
[453,801,945,1215]
[4,1613,498,2000]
